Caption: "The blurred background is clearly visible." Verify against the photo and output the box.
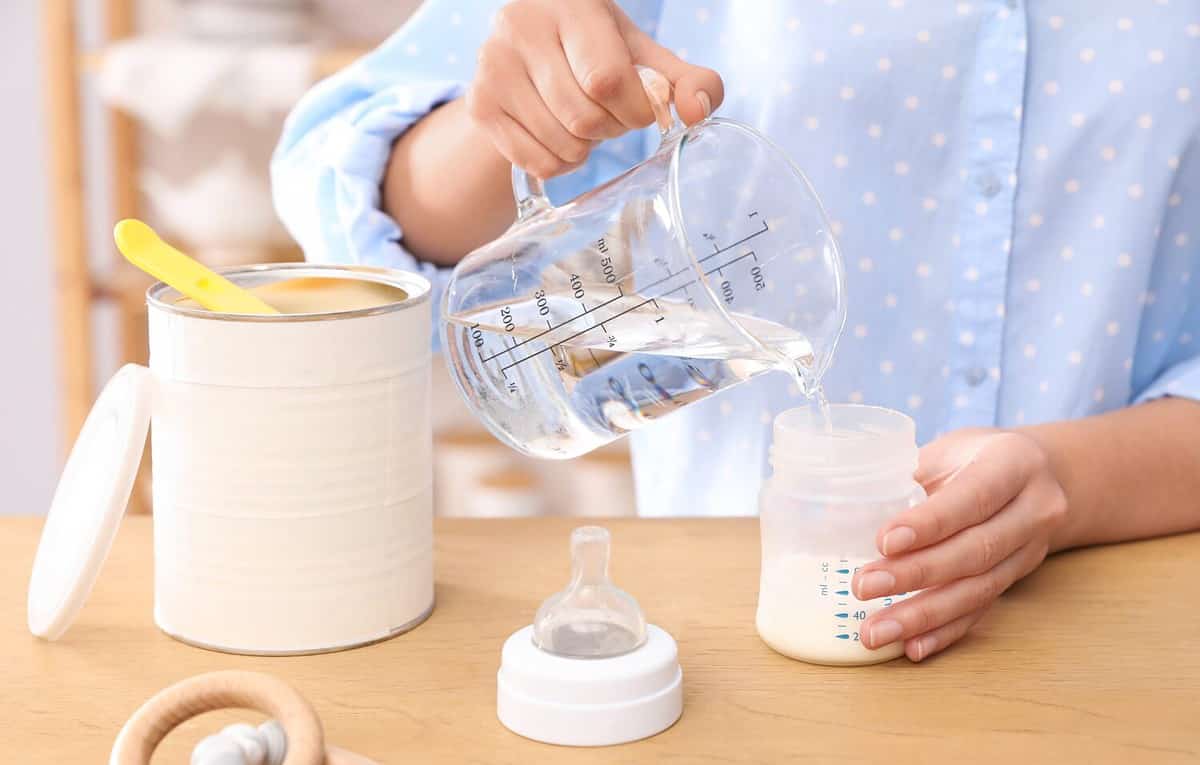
[1,0,634,517]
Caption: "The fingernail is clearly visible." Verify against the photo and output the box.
[911,635,937,662]
[881,526,916,556]
[869,619,902,648]
[855,570,896,600]
[697,90,712,118]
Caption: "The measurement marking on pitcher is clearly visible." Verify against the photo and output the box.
[711,250,757,277]
[697,219,769,265]
[479,289,626,362]
[486,212,773,380]
[500,294,663,372]
[499,282,693,373]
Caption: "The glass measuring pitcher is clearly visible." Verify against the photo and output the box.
[441,70,845,459]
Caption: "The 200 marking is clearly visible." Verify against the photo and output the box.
[752,265,766,291]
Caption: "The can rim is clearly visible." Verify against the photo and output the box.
[146,263,432,323]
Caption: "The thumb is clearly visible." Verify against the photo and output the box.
[622,28,724,125]
[915,429,992,492]
[915,441,960,493]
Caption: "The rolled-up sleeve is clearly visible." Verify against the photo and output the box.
[1135,354,1200,404]
[270,2,502,331]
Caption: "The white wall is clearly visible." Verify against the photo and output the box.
[0,3,59,515]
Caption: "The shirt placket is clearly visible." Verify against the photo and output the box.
[945,0,1027,431]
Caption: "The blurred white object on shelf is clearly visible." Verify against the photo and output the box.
[539,447,637,518]
[97,37,315,137]
[464,470,546,519]
[310,0,421,43]
[179,0,313,43]
[434,431,523,518]
[141,153,291,255]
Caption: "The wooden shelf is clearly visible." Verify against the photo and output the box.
[79,44,370,80]
[46,0,351,485]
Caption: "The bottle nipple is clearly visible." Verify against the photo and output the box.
[532,526,648,658]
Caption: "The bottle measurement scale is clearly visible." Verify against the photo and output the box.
[756,553,914,666]
[818,559,906,644]
[446,211,816,458]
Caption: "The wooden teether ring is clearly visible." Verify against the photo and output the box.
[110,670,325,765]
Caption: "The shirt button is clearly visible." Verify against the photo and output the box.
[979,174,1003,197]
[966,367,987,387]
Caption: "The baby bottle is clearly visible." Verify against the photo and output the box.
[756,404,925,666]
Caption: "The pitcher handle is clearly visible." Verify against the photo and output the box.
[511,67,680,221]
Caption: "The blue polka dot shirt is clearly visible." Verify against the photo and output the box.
[273,1,1200,516]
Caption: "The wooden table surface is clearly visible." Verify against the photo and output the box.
[3,516,1199,763]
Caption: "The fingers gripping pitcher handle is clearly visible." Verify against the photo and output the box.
[511,67,679,221]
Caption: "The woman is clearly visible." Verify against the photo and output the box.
[272,0,1200,661]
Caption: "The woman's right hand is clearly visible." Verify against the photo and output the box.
[467,0,724,180]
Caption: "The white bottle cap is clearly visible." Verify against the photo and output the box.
[497,526,682,746]
[497,624,682,747]
[27,365,153,639]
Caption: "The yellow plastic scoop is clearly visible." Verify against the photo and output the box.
[113,219,280,315]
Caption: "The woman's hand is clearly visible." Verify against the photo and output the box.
[467,0,724,179]
[852,429,1069,662]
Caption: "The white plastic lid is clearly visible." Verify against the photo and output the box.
[28,364,153,639]
[498,526,682,746]
[497,624,683,746]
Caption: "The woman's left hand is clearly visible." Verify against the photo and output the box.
[851,428,1069,662]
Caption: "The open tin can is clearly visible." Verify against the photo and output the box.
[29,264,435,655]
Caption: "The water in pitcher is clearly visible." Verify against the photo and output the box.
[445,287,825,456]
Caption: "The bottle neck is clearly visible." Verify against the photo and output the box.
[767,404,919,500]
[768,451,918,500]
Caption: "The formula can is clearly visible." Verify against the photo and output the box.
[28,264,435,655]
